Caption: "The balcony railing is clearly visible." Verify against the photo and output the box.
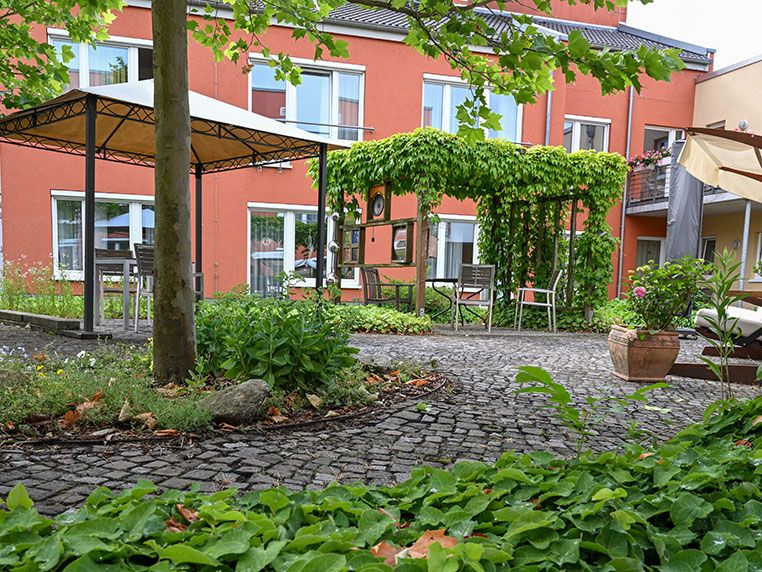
[627,164,671,205]
[627,164,727,208]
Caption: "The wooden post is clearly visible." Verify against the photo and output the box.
[415,194,427,316]
[566,199,578,307]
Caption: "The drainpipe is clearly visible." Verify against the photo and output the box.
[739,199,752,290]
[544,90,553,146]
[616,87,635,298]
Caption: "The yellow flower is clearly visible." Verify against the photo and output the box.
[36,364,44,371]
[56,369,64,375]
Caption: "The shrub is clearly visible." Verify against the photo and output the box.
[628,256,708,331]
[3,391,762,570]
[325,303,431,335]
[195,297,357,393]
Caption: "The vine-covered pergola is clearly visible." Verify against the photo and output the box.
[311,128,627,315]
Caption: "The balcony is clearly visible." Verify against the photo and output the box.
[627,164,671,205]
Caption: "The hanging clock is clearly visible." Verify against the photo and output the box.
[367,182,391,221]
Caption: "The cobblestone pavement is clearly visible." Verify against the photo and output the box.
[1,326,759,515]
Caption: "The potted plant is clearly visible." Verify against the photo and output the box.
[608,256,707,382]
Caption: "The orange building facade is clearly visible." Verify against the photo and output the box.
[0,1,713,300]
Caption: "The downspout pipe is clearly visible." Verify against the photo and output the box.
[616,87,635,298]
[544,90,553,146]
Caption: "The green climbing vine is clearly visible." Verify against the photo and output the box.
[308,128,627,308]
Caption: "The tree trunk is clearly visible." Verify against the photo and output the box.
[152,1,196,384]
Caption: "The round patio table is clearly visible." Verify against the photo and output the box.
[425,277,458,324]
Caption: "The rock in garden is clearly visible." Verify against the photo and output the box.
[356,353,393,370]
[200,379,270,425]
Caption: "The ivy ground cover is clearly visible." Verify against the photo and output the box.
[3,396,762,570]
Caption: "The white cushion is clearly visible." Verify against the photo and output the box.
[695,306,762,338]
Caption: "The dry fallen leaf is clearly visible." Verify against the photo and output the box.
[118,399,132,422]
[219,423,238,432]
[408,529,458,559]
[267,406,282,417]
[736,439,753,448]
[91,389,105,402]
[4,421,14,431]
[324,410,339,418]
[154,429,181,437]
[406,379,429,387]
[62,409,80,428]
[370,540,399,566]
[176,503,199,523]
[157,384,183,398]
[388,370,401,377]
[753,415,762,427]
[306,394,323,409]
[639,452,655,460]
[165,518,187,532]
[133,412,157,430]
[269,415,290,424]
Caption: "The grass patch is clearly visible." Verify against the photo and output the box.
[0,347,211,434]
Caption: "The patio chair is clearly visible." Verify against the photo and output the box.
[133,243,155,332]
[133,243,205,332]
[515,269,562,333]
[454,264,495,333]
[94,248,135,325]
[361,268,414,312]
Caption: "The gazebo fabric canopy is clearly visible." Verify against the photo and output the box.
[0,80,340,172]
[0,80,338,332]
[680,127,762,202]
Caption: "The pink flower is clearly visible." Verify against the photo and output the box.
[633,286,646,298]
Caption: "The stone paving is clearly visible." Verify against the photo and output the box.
[1,324,759,515]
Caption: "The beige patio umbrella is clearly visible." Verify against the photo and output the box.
[679,127,762,287]
[680,127,762,200]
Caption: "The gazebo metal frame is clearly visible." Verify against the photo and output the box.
[0,81,337,332]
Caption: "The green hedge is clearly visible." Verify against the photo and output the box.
[3,397,762,570]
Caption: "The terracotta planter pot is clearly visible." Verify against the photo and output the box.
[607,324,680,382]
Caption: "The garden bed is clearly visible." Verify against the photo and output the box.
[0,345,445,445]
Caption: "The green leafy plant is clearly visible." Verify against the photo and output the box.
[5,392,762,570]
[195,297,357,393]
[326,303,432,335]
[699,249,745,400]
[514,365,667,458]
[627,256,708,331]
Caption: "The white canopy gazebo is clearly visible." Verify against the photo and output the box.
[0,80,341,331]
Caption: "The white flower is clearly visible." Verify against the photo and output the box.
[77,350,86,359]
[89,357,97,367]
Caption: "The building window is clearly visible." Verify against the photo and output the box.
[563,116,610,152]
[643,126,684,153]
[701,237,716,264]
[249,61,364,142]
[52,195,155,278]
[248,204,357,294]
[421,79,521,142]
[50,33,153,90]
[426,217,479,279]
[635,237,665,268]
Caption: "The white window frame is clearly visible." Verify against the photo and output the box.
[48,29,152,88]
[701,235,716,263]
[247,202,360,291]
[635,236,666,268]
[643,125,684,153]
[51,191,154,280]
[248,54,366,143]
[563,115,611,152]
[429,214,480,281]
[421,74,523,142]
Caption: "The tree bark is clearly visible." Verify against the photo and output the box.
[152,0,196,384]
